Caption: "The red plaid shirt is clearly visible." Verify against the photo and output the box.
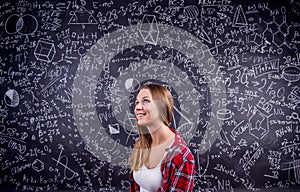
[130,128,195,192]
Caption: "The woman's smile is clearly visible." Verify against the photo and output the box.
[136,112,146,118]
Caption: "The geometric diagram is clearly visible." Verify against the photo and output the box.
[233,5,247,27]
[218,128,231,146]
[262,9,290,48]
[282,66,300,85]
[197,29,212,44]
[4,89,20,107]
[216,109,233,120]
[34,39,56,62]
[248,107,270,140]
[139,15,159,45]
[68,6,98,27]
[72,23,227,166]
[250,33,263,46]
[32,159,45,172]
[210,38,230,56]
[109,124,120,134]
[124,78,140,92]
[5,14,38,35]
[183,5,199,19]
[121,111,138,145]
[51,146,79,180]
[173,106,196,141]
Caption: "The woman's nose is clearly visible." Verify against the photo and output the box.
[135,103,142,110]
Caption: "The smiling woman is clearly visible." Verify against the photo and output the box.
[128,83,195,192]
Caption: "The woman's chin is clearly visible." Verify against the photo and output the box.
[137,122,146,127]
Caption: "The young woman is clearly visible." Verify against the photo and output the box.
[128,83,195,192]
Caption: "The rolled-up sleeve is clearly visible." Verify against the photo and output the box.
[160,152,195,192]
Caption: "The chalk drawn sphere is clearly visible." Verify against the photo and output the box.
[4,89,20,107]
[183,5,199,19]
[125,78,141,92]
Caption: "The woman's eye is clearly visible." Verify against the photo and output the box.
[135,99,150,106]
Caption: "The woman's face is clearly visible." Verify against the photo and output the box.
[135,88,161,128]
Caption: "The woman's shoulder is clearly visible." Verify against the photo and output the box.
[174,139,194,162]
[165,128,195,164]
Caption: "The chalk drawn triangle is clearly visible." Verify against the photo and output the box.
[218,129,231,146]
[199,30,212,44]
[109,124,120,134]
[233,5,247,27]
[68,6,98,25]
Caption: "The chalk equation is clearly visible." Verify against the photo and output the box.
[0,0,299,191]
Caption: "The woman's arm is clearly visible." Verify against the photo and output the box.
[170,159,195,192]
[129,172,139,192]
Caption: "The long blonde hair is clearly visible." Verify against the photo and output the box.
[128,84,174,171]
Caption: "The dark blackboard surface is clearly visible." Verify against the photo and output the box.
[0,0,300,191]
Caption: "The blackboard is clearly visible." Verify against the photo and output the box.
[0,0,300,191]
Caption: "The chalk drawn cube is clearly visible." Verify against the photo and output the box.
[34,39,56,62]
[32,159,44,172]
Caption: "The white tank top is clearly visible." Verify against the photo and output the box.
[133,164,162,192]
[133,135,175,191]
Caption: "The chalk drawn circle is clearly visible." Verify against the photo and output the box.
[5,14,38,35]
[73,23,227,166]
[5,14,20,34]
[4,89,20,107]
[18,14,38,35]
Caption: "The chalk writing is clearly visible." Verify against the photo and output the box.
[0,0,299,191]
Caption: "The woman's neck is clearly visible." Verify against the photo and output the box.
[149,124,174,148]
